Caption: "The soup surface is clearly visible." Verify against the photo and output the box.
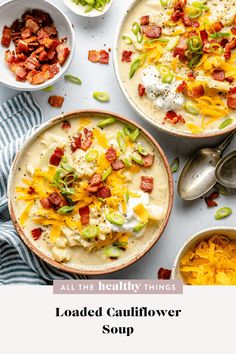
[118,0,236,135]
[12,114,170,271]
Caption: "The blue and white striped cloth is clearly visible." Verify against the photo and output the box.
[0,92,87,285]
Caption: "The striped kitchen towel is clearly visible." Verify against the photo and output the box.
[0,92,87,285]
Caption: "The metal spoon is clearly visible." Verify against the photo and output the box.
[178,129,236,200]
[215,150,236,188]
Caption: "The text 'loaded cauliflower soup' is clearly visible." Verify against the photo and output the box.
[118,0,236,135]
[12,114,170,272]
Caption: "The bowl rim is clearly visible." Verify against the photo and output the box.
[8,109,174,275]
[171,226,236,282]
[0,0,75,91]
[112,0,236,139]
[62,0,114,18]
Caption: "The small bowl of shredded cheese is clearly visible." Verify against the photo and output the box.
[172,227,236,285]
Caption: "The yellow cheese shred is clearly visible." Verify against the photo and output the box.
[19,201,34,226]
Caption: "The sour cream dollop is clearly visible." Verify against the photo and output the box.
[142,66,184,111]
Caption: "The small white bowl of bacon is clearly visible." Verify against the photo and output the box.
[0,0,75,91]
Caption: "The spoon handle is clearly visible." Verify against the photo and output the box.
[217,129,236,154]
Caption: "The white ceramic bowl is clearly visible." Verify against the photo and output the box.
[63,0,114,18]
[172,227,236,284]
[0,0,75,91]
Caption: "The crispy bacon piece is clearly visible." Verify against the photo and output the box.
[97,186,111,199]
[226,76,234,83]
[220,38,229,48]
[210,21,223,33]
[142,24,162,38]
[48,192,65,208]
[140,15,149,25]
[158,268,171,280]
[176,81,188,93]
[88,50,100,62]
[200,29,208,44]
[62,120,71,131]
[121,50,133,62]
[105,147,117,162]
[173,38,187,60]
[212,69,225,82]
[183,15,192,26]
[56,43,70,65]
[164,110,185,124]
[14,65,28,79]
[138,83,145,97]
[1,26,11,47]
[5,50,16,64]
[71,134,82,152]
[140,176,154,193]
[80,128,93,151]
[142,154,154,168]
[89,173,102,186]
[99,50,109,64]
[27,186,36,195]
[48,95,64,108]
[227,86,236,109]
[171,0,187,22]
[111,159,125,171]
[204,192,219,208]
[24,56,39,70]
[17,53,27,61]
[49,147,64,166]
[79,206,90,225]
[231,27,236,35]
[188,72,195,82]
[31,228,43,240]
[16,40,29,52]
[224,38,236,60]
[25,18,39,33]
[40,197,51,209]
[191,85,204,98]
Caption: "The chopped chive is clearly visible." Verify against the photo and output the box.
[215,207,232,220]
[170,157,180,174]
[64,75,82,85]
[93,91,110,102]
[219,118,233,130]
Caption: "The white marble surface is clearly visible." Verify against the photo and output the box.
[0,0,236,279]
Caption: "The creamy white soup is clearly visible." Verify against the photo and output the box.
[118,0,236,135]
[12,114,170,271]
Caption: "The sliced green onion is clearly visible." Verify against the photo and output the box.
[73,0,110,13]
[106,213,125,226]
[162,73,174,84]
[137,145,148,156]
[93,91,110,102]
[219,118,233,130]
[210,32,230,39]
[160,0,168,6]
[122,35,133,45]
[125,190,129,202]
[42,85,54,92]
[215,207,232,220]
[129,57,141,79]
[188,7,202,19]
[156,64,170,76]
[97,117,116,128]
[170,157,180,174]
[82,226,100,239]
[131,152,144,165]
[129,128,140,142]
[113,241,128,247]
[145,38,169,44]
[57,206,75,214]
[122,158,132,167]
[102,166,112,181]
[117,131,126,153]
[166,36,180,51]
[133,223,146,232]
[188,54,202,68]
[123,125,132,136]
[187,36,202,52]
[103,246,121,258]
[85,149,98,162]
[132,22,143,43]
[184,101,200,115]
[64,75,82,85]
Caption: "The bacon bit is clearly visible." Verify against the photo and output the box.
[142,24,162,38]
[31,228,43,240]
[56,43,70,65]
[164,110,185,124]
[200,29,208,44]
[158,268,171,280]
[111,159,125,171]
[187,72,195,81]
[17,53,27,61]
[99,50,109,64]
[121,50,133,62]
[140,176,154,193]
[140,15,150,25]
[49,147,64,166]
[231,27,236,35]
[204,191,219,208]
[1,26,11,47]
[224,38,236,60]
[173,38,187,60]
[191,85,204,98]
[17,40,29,52]
[61,120,71,131]
[212,69,225,82]
[226,76,234,83]
[138,83,146,97]
[89,173,102,186]
[88,50,100,63]
[79,206,90,225]
[27,186,36,195]
[14,65,28,79]
[210,21,224,33]
[80,128,93,151]
[71,134,82,152]
[48,95,64,108]
[24,56,39,70]
[142,154,154,168]
[183,15,192,26]
[105,147,117,162]
[171,0,187,22]
[176,80,188,93]
[220,38,229,48]
[97,186,111,199]
[227,86,236,109]
[40,197,51,209]
[48,192,64,208]
[25,18,39,33]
